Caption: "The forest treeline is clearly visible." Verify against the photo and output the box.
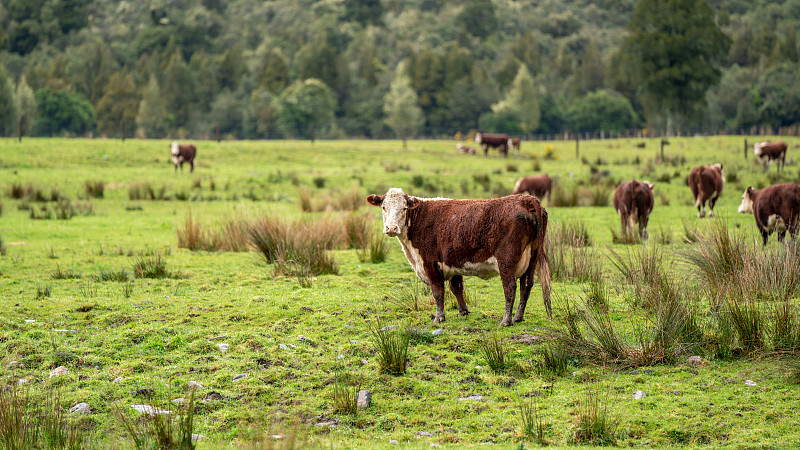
[0,0,799,140]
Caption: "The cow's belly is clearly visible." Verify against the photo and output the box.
[438,258,500,280]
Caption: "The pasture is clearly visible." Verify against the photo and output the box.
[1,136,799,448]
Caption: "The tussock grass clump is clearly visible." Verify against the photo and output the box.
[535,340,571,378]
[133,253,177,279]
[343,211,371,250]
[211,217,250,252]
[358,233,388,264]
[552,220,592,247]
[480,332,509,373]
[0,382,86,449]
[546,233,599,283]
[585,185,612,207]
[50,266,81,280]
[94,268,129,282]
[177,211,211,251]
[572,386,617,446]
[84,180,104,198]
[388,279,431,312]
[330,373,360,415]
[248,215,340,278]
[129,182,167,200]
[114,390,197,450]
[550,185,579,207]
[0,235,5,256]
[518,398,547,445]
[369,321,410,375]
[36,284,52,299]
[610,226,643,245]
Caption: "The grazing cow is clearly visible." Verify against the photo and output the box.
[613,180,655,239]
[367,188,551,325]
[475,132,510,157]
[738,183,800,245]
[456,143,476,155]
[512,174,552,202]
[754,141,787,172]
[171,142,197,173]
[688,163,724,218]
[508,137,521,152]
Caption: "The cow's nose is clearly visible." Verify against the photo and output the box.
[384,224,400,236]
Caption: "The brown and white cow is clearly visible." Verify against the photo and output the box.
[512,174,552,202]
[754,141,787,172]
[613,180,654,239]
[171,142,197,173]
[367,188,551,325]
[688,163,724,218]
[508,137,521,152]
[475,132,510,157]
[738,183,800,245]
[456,143,476,155]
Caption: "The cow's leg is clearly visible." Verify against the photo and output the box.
[513,267,535,324]
[639,215,649,240]
[426,268,447,323]
[190,160,195,173]
[697,201,705,218]
[778,230,787,243]
[761,229,769,246]
[499,270,518,327]
[708,196,718,218]
[449,276,469,317]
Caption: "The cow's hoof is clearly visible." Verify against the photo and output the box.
[709,211,715,218]
[499,318,512,326]
[512,316,524,323]
[459,309,470,317]
[433,315,446,324]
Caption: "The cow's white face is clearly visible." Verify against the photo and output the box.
[367,188,417,237]
[171,141,180,156]
[738,187,755,214]
[754,142,767,156]
[474,133,482,144]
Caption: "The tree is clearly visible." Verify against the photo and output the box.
[567,39,605,99]
[257,49,289,94]
[95,72,139,138]
[136,77,169,138]
[276,79,336,141]
[456,0,497,39]
[0,65,17,136]
[492,65,540,135]
[566,90,640,133]
[34,88,95,136]
[243,88,277,139]
[384,64,424,148]
[15,76,37,139]
[622,0,730,130]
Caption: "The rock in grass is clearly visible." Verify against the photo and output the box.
[112,376,124,383]
[458,394,483,402]
[745,380,757,387]
[415,431,434,437]
[191,434,204,443]
[69,403,91,414]
[357,390,371,408]
[217,343,229,353]
[7,361,24,369]
[633,390,646,400]
[687,355,702,365]
[233,373,248,382]
[49,366,68,378]
[432,329,444,336]
[187,380,204,390]
[131,404,170,415]
[389,440,399,445]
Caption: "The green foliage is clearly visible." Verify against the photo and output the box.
[493,65,540,134]
[566,90,640,133]
[277,79,336,140]
[34,88,95,136]
[0,65,17,136]
[384,64,424,146]
[369,321,410,375]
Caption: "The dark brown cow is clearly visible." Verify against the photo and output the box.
[738,183,800,245]
[613,180,655,239]
[754,141,788,172]
[171,141,197,173]
[456,143,476,155]
[688,163,724,218]
[512,174,552,202]
[367,188,551,325]
[508,137,521,152]
[474,132,509,157]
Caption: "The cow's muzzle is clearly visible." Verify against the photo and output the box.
[384,224,400,236]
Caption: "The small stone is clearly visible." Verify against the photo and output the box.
[415,431,434,437]
[337,354,345,359]
[279,344,289,350]
[357,390,372,408]
[458,394,483,402]
[735,412,743,417]
[112,376,124,383]
[271,435,284,440]
[49,366,69,378]
[187,381,204,390]
[745,380,757,387]
[191,434,204,443]
[430,445,440,448]
[687,356,702,365]
[131,388,154,397]
[389,440,399,445]
[172,398,186,404]
[204,391,223,401]
[314,418,340,428]
[381,325,398,331]
[25,319,35,324]
[633,391,646,400]
[298,335,312,343]
[432,329,444,336]
[361,359,369,365]
[69,403,91,414]
[233,373,248,382]
[217,343,229,353]
[350,340,360,344]
[7,361,24,369]
[131,404,170,415]
[17,379,27,385]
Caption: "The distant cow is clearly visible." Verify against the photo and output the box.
[754,141,787,172]
[508,137,521,152]
[613,180,655,239]
[171,142,197,173]
[738,183,800,245]
[367,188,551,325]
[688,163,724,218]
[475,132,510,158]
[456,143,475,155]
[512,174,552,202]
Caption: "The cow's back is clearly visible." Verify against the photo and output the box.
[614,180,653,217]
[181,144,197,160]
[689,166,723,200]
[754,183,800,229]
[513,174,551,197]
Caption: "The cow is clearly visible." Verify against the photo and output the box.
[456,143,476,155]
[171,142,197,173]
[367,188,551,325]
[738,183,800,245]
[512,174,552,202]
[475,132,510,158]
[688,163,724,218]
[508,137,521,152]
[613,180,655,240]
[754,141,787,172]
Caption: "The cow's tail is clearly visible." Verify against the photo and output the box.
[530,207,552,317]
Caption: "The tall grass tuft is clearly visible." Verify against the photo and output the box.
[248,215,340,278]
[84,180,105,198]
[388,279,431,312]
[369,321,410,375]
[36,284,52,299]
[343,211,371,250]
[177,211,210,251]
[572,386,617,446]
[550,185,579,207]
[0,235,5,256]
[0,382,85,450]
[610,226,643,245]
[727,298,763,352]
[479,332,508,373]
[133,253,175,279]
[682,218,745,299]
[114,390,197,450]
[535,340,571,378]
[330,373,360,415]
[211,217,250,252]
[771,301,798,351]
[518,397,547,445]
[586,184,612,207]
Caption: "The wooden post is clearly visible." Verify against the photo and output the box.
[121,120,126,142]
[744,139,748,160]
[575,134,579,159]
[216,125,221,143]
[18,119,22,143]
[660,138,665,161]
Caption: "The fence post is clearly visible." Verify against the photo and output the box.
[744,139,748,160]
[575,134,579,159]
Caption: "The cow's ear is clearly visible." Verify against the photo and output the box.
[644,181,654,190]
[406,196,421,209]
[366,194,384,207]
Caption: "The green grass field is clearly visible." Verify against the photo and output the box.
[1,136,799,448]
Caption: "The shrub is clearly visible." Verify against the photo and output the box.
[313,177,326,188]
[369,321,410,375]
